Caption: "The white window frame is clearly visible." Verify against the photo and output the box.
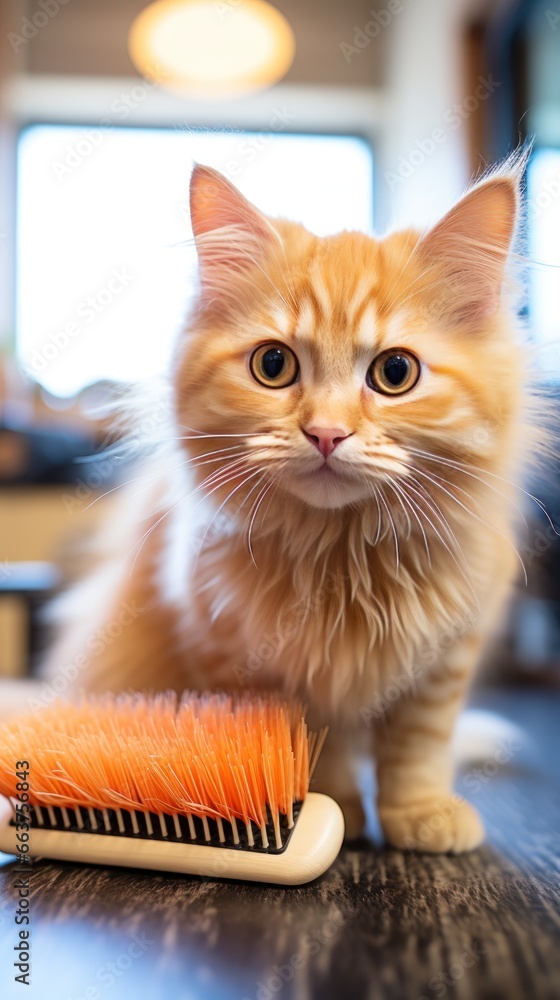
[0,76,386,354]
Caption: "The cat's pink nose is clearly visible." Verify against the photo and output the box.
[302,426,352,458]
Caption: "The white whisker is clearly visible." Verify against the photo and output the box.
[178,424,272,441]
[385,476,412,540]
[377,486,399,574]
[402,476,478,603]
[370,485,383,545]
[388,477,431,567]
[244,476,279,569]
[124,456,256,572]
[408,446,558,535]
[411,466,528,586]
[83,444,253,514]
[193,468,265,567]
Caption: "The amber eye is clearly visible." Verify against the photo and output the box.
[250,343,299,388]
[367,349,420,396]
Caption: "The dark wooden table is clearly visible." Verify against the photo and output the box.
[1,688,559,1000]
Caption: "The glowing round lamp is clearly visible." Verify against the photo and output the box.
[128,0,295,99]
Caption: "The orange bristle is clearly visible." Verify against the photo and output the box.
[0,693,321,848]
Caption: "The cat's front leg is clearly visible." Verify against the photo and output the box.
[374,632,485,854]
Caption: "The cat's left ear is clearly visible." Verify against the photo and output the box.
[189,164,279,312]
[417,160,524,326]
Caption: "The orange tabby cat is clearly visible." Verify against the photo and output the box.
[32,154,538,851]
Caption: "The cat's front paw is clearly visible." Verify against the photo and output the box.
[378,794,484,854]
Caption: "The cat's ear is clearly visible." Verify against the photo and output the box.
[189,164,279,311]
[417,164,523,327]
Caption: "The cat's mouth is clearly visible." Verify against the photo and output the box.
[298,459,352,480]
[284,460,370,509]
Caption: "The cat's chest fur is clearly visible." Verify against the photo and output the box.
[165,495,480,720]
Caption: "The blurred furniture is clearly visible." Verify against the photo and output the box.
[0,422,100,485]
[0,422,121,678]
[0,562,59,677]
[0,375,125,677]
[0,486,116,679]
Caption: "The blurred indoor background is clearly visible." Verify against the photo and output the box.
[0,0,558,684]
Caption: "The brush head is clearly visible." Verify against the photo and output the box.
[0,692,327,853]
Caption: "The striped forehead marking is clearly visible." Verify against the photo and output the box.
[293,297,317,339]
[354,300,379,351]
[269,306,292,337]
[308,272,332,319]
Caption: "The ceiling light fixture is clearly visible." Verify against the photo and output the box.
[128,0,295,100]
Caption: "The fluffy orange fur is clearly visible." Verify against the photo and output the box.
[27,152,541,851]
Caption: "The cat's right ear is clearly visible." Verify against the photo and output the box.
[189,164,279,311]
[416,152,527,328]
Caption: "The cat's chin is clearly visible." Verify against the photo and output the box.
[282,471,370,510]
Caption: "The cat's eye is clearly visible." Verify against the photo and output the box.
[367,349,420,396]
[250,343,299,389]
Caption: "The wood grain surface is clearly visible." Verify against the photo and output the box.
[0,688,558,1000]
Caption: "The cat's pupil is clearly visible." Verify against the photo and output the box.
[262,349,285,379]
[383,355,409,386]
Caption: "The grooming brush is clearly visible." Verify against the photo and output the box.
[0,693,344,885]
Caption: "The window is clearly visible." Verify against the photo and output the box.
[528,148,560,379]
[17,125,374,397]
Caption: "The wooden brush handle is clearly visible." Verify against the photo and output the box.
[0,793,344,886]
